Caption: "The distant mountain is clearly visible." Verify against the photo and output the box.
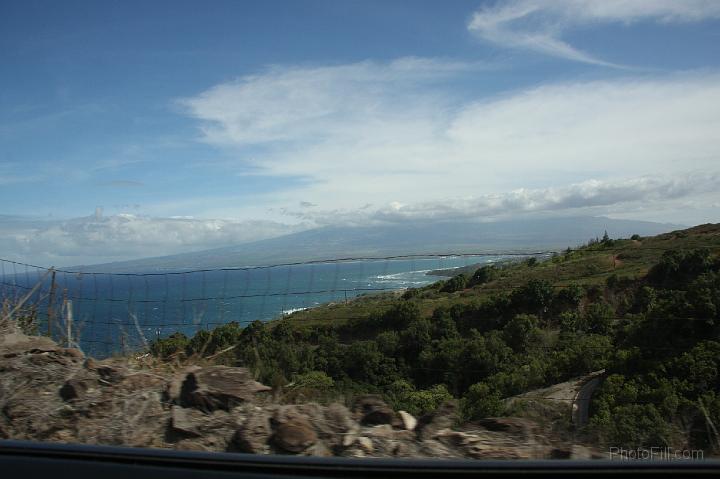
[73,216,683,273]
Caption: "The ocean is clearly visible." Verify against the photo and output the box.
[0,255,514,357]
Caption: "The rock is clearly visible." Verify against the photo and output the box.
[436,429,530,459]
[303,441,333,457]
[367,424,394,438]
[232,411,271,453]
[416,400,458,440]
[570,444,593,459]
[356,436,373,453]
[342,433,358,447]
[83,357,98,370]
[322,403,358,450]
[272,416,317,453]
[0,331,58,356]
[352,395,396,425]
[180,366,270,412]
[166,366,201,403]
[170,406,203,437]
[362,407,395,425]
[48,429,76,443]
[60,348,85,360]
[419,439,464,458]
[96,364,126,384]
[59,378,92,401]
[476,417,532,437]
[398,410,417,431]
[324,403,356,432]
[119,373,166,393]
[119,372,166,393]
[175,439,211,451]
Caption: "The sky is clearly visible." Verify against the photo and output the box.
[1,0,720,266]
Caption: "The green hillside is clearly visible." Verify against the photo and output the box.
[151,223,720,452]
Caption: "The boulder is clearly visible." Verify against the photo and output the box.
[356,436,373,453]
[170,406,203,437]
[416,400,458,440]
[476,417,533,437]
[119,373,166,393]
[59,378,93,401]
[0,331,58,357]
[166,366,201,403]
[398,410,417,431]
[180,366,270,412]
[352,395,396,425]
[231,411,272,453]
[272,416,317,453]
[95,364,127,384]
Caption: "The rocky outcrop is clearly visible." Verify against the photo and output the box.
[179,365,271,411]
[0,330,601,459]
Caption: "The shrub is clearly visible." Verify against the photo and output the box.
[386,381,453,416]
[462,382,504,420]
[469,265,498,286]
[441,274,468,293]
[149,332,189,359]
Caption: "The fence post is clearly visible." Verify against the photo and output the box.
[47,269,57,336]
[64,298,73,348]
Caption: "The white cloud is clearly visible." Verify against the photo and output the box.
[0,214,309,266]
[179,60,720,223]
[277,173,720,225]
[178,57,477,147]
[468,0,720,65]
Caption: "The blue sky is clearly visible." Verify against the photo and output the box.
[1,0,720,265]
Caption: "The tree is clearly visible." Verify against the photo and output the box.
[510,279,555,316]
[502,314,541,352]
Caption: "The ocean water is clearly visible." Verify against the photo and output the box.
[0,255,513,357]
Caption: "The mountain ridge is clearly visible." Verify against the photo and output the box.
[71,216,683,273]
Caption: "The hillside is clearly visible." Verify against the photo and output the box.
[150,223,720,456]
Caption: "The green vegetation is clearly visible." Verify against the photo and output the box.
[151,224,720,452]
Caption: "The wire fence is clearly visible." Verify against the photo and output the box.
[0,243,709,359]
[0,250,560,358]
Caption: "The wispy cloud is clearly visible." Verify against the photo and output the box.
[98,180,145,188]
[468,0,720,65]
[178,61,720,221]
[178,57,481,147]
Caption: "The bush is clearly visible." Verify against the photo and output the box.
[462,382,504,420]
[510,279,554,316]
[469,265,498,286]
[291,370,334,389]
[441,274,468,293]
[386,381,453,416]
[149,332,189,359]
